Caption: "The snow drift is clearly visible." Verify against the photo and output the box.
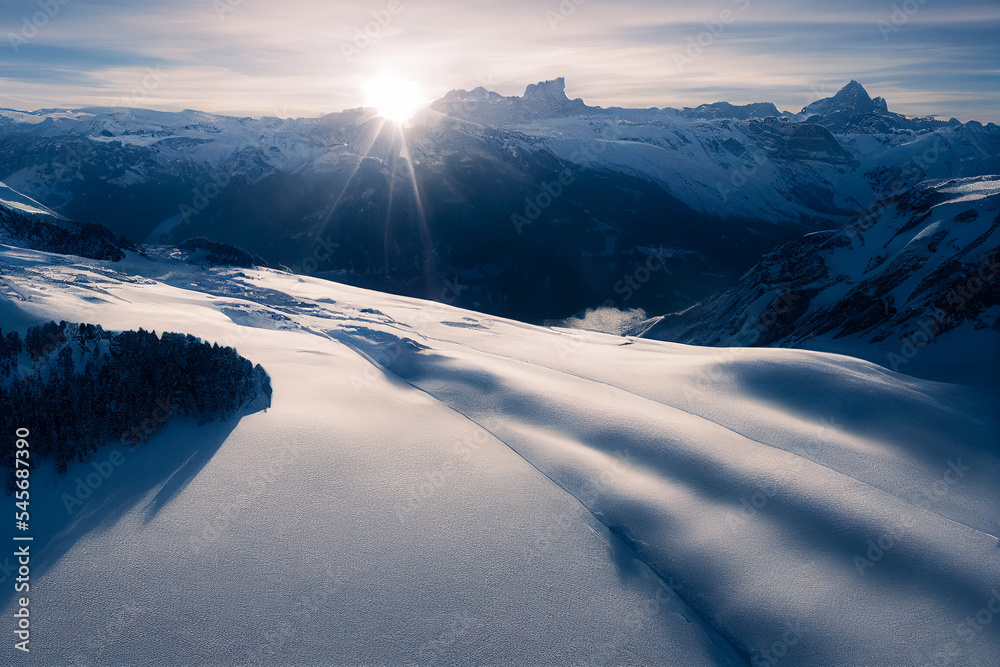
[0,244,997,665]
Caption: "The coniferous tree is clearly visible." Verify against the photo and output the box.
[1,321,271,490]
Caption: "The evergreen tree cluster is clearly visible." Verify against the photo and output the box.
[0,206,132,261]
[179,236,268,268]
[0,321,271,486]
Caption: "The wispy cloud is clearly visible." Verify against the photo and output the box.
[0,0,996,121]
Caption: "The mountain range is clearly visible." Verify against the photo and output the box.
[1,79,997,325]
[641,175,1000,384]
[1,78,998,665]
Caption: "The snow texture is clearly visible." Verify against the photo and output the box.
[0,245,997,665]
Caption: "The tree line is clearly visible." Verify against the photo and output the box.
[0,321,271,487]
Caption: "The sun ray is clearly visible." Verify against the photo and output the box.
[383,137,401,276]
[307,115,387,268]
[396,126,437,289]
[421,105,494,131]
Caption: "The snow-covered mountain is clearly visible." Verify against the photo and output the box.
[641,176,1000,385]
[0,243,997,665]
[1,80,997,321]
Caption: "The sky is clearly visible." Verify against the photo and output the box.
[0,0,997,122]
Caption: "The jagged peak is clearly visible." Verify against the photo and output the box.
[524,77,568,100]
[832,80,873,108]
[802,80,876,117]
[841,80,870,95]
[685,100,781,120]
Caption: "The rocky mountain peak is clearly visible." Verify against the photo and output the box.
[524,77,569,101]
[803,80,875,117]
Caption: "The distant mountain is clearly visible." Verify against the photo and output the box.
[641,176,1000,384]
[682,100,784,121]
[0,80,997,321]
[432,77,591,123]
[798,80,945,133]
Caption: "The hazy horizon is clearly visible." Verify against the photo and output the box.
[4,75,998,126]
[1,0,997,122]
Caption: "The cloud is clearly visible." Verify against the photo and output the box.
[0,0,996,122]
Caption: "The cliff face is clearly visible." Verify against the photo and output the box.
[642,176,1000,381]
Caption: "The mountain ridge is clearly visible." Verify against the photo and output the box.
[0,79,997,323]
[640,175,1000,385]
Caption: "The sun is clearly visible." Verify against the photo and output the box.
[363,75,425,124]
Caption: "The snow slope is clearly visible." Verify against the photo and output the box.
[642,176,1000,387]
[0,246,998,665]
[0,181,62,219]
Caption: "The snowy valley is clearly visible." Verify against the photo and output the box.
[0,76,997,666]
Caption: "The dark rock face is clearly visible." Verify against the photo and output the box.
[803,80,875,117]
[178,237,267,268]
[0,205,130,261]
[0,80,997,323]
[643,177,1000,369]
[743,118,855,166]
